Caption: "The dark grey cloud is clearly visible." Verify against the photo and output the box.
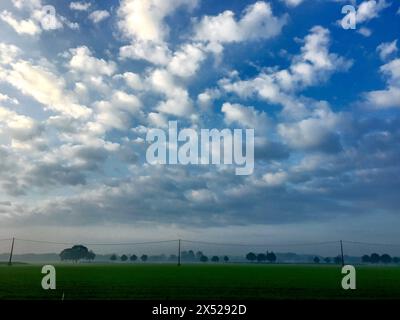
[27,162,88,187]
[255,140,290,161]
[6,119,400,228]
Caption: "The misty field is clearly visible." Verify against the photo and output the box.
[0,264,400,300]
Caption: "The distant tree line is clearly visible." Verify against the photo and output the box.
[246,252,277,263]
[59,246,400,265]
[110,254,148,262]
[181,250,229,263]
[311,253,400,265]
[361,253,400,264]
[109,250,230,263]
[313,256,343,264]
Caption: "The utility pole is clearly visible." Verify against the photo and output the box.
[8,237,15,266]
[340,240,345,266]
[178,239,181,267]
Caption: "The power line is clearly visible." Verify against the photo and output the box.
[83,240,179,246]
[342,240,400,247]
[14,238,76,245]
[182,239,340,247]
[14,238,179,246]
[8,238,400,248]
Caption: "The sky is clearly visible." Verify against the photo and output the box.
[0,0,400,250]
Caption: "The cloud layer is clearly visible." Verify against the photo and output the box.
[0,0,399,243]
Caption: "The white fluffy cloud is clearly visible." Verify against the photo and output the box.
[280,0,304,7]
[357,27,372,37]
[262,171,288,187]
[356,0,390,23]
[92,91,143,132]
[117,0,197,65]
[291,26,352,87]
[221,103,269,133]
[114,72,144,91]
[117,0,198,43]
[220,26,352,116]
[197,89,221,111]
[148,112,167,128]
[167,43,206,78]
[380,58,400,84]
[365,86,400,108]
[364,58,400,108]
[70,2,91,11]
[69,46,117,76]
[0,43,21,64]
[377,40,398,61]
[0,106,41,143]
[1,56,91,119]
[185,189,216,203]
[0,93,19,105]
[277,104,343,152]
[194,1,287,44]
[1,0,79,36]
[339,0,390,36]
[89,10,110,24]
[0,10,41,35]
[148,69,194,117]
[120,40,171,65]
[12,0,41,10]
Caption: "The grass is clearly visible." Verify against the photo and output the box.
[0,263,399,300]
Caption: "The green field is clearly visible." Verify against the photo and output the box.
[1,264,399,300]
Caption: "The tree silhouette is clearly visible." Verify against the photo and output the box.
[196,251,203,260]
[182,250,195,261]
[370,253,380,264]
[266,252,277,263]
[257,253,267,263]
[323,257,331,264]
[381,254,392,264]
[110,254,117,261]
[121,254,128,262]
[87,250,96,262]
[60,245,93,263]
[361,254,371,263]
[188,250,195,259]
[200,255,208,263]
[246,252,257,262]
[211,256,219,262]
[141,254,148,262]
[313,256,320,264]
[223,256,229,263]
[130,254,138,262]
[333,256,342,264]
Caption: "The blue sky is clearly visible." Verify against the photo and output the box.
[0,0,400,249]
